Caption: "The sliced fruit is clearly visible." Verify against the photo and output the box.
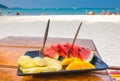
[61,57,82,66]
[57,44,68,54]
[33,57,47,67]
[51,45,59,52]
[17,56,36,68]
[44,48,59,59]
[18,56,62,73]
[66,61,83,70]
[74,57,82,61]
[43,42,94,62]
[20,66,48,73]
[61,58,74,66]
[79,49,94,62]
[56,44,68,58]
[81,62,95,69]
[58,51,67,58]
[71,45,79,57]
[46,58,62,71]
[66,61,95,70]
[65,42,71,49]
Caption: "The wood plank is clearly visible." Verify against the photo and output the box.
[0,46,39,67]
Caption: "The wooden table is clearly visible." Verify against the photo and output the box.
[0,36,112,81]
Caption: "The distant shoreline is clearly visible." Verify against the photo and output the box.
[0,8,120,16]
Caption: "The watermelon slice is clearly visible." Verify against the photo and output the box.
[78,47,94,62]
[43,48,59,59]
[44,42,94,62]
[57,44,68,54]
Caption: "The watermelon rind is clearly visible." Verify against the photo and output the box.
[54,53,60,59]
[85,51,94,62]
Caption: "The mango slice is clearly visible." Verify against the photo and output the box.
[66,61,83,70]
[66,61,95,70]
[81,62,95,69]
[61,58,74,66]
[61,57,82,66]
[74,57,82,61]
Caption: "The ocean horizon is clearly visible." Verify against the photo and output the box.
[0,8,120,15]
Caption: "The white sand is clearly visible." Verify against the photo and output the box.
[0,15,120,66]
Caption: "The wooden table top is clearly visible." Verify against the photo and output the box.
[0,36,112,81]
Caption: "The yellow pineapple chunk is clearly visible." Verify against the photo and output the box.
[47,59,62,71]
[33,57,47,67]
[17,56,36,68]
[20,67,48,73]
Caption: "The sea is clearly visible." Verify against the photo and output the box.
[0,8,119,15]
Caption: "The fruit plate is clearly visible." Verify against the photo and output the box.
[17,50,108,76]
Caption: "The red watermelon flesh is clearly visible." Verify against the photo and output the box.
[43,48,59,59]
[78,47,94,62]
[57,44,68,54]
[43,42,94,62]
[65,42,71,49]
[56,44,67,58]
[51,45,59,52]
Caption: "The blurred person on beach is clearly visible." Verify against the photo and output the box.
[0,9,2,16]
[106,10,112,15]
[16,11,20,15]
[101,10,106,15]
[40,13,44,15]
[87,11,96,15]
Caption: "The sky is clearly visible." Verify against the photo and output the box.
[0,0,120,8]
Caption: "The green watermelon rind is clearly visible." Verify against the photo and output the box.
[54,53,60,59]
[85,51,94,62]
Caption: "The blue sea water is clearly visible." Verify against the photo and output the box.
[0,8,119,15]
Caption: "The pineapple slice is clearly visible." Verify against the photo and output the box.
[47,59,62,71]
[20,66,48,73]
[33,57,47,67]
[17,56,36,68]
[18,56,62,73]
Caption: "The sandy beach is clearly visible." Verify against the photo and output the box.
[0,15,120,66]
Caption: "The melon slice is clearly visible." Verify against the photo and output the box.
[43,48,59,59]
[79,47,94,62]
[44,43,94,62]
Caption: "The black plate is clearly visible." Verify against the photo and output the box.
[17,50,108,76]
